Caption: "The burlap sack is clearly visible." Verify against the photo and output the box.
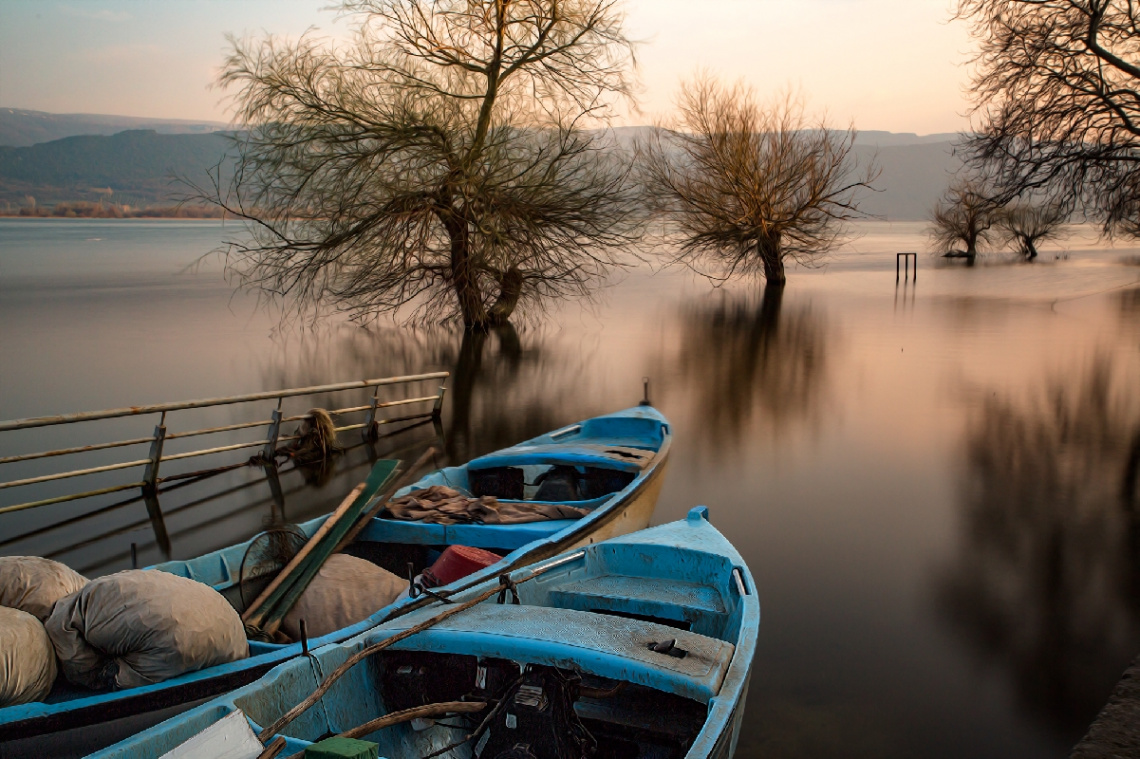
[45,570,248,690]
[280,553,405,640]
[0,556,88,621]
[0,606,58,706]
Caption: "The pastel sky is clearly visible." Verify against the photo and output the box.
[0,0,974,135]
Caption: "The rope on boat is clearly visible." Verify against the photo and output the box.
[279,701,488,759]
[257,572,540,742]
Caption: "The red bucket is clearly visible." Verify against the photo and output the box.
[422,545,502,588]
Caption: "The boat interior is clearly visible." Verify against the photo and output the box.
[158,413,668,652]
[113,512,751,759]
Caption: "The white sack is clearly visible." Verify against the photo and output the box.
[45,570,248,690]
[0,556,88,621]
[281,553,405,641]
[0,606,58,706]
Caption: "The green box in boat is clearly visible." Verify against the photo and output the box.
[305,736,379,759]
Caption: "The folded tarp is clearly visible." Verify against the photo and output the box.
[383,485,589,525]
[0,606,58,707]
[46,570,248,690]
[0,556,88,622]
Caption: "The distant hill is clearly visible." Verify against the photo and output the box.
[855,141,961,220]
[0,130,235,208]
[852,130,959,147]
[0,108,229,148]
[0,119,964,219]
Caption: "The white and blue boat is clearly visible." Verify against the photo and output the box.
[93,506,759,759]
[0,406,670,759]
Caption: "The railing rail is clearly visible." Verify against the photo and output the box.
[0,374,448,432]
[0,373,449,516]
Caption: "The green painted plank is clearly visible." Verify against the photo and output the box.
[248,459,400,634]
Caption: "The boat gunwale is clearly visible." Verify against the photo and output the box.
[0,408,672,743]
[86,507,757,759]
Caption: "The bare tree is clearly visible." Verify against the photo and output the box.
[956,0,1140,235]
[995,204,1070,261]
[207,0,640,328]
[928,180,1002,261]
[638,78,877,287]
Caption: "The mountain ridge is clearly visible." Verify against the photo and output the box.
[0,108,230,148]
[0,112,963,219]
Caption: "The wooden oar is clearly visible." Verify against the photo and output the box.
[257,548,583,742]
[258,451,437,636]
[241,482,366,626]
[256,736,287,759]
[253,458,402,633]
[244,458,400,629]
[259,580,509,742]
[334,447,437,553]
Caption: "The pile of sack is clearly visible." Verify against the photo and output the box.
[0,556,248,707]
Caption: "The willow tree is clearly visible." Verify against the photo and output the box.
[956,0,1140,235]
[928,179,1002,260]
[638,78,877,287]
[996,203,1069,261]
[210,0,639,328]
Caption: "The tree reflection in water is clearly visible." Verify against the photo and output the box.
[258,323,582,466]
[938,354,1140,737]
[660,284,831,454]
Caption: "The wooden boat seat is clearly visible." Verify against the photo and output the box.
[377,603,734,703]
[548,574,727,635]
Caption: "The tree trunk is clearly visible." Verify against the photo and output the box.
[758,281,784,338]
[444,213,489,328]
[964,232,978,265]
[447,328,488,460]
[1025,238,1038,260]
[487,267,523,326]
[758,234,786,287]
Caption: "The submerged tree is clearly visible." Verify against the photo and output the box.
[928,180,1001,261]
[638,77,877,287]
[995,203,1069,261]
[956,0,1140,235]
[209,0,639,328]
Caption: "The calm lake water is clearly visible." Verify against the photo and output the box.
[2,218,1139,758]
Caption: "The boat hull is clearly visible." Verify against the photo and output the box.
[0,407,670,758]
[91,507,758,759]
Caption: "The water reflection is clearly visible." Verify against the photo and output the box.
[257,324,587,466]
[1120,285,1140,324]
[938,354,1140,736]
[659,285,832,454]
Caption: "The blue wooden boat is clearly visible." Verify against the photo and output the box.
[0,406,670,759]
[92,506,759,759]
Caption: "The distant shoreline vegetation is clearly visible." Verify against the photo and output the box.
[0,201,225,219]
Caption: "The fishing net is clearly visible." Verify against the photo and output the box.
[237,525,309,613]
